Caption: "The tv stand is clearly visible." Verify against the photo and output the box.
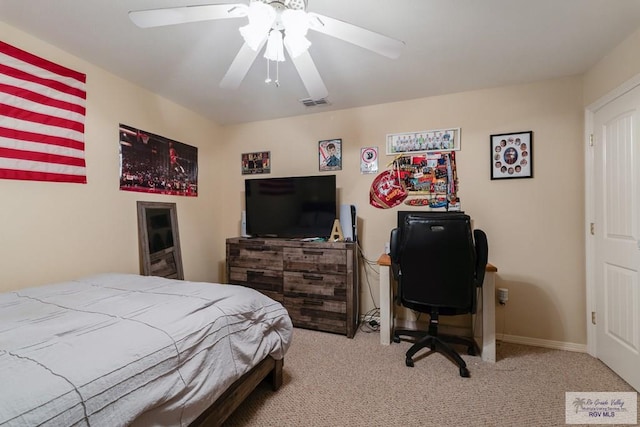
[226,237,359,338]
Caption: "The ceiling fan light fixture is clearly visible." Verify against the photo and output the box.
[281,9,309,35]
[281,9,311,58]
[239,2,276,50]
[284,34,311,58]
[130,0,403,99]
[264,29,285,62]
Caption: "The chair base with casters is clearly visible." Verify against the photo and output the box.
[393,311,479,378]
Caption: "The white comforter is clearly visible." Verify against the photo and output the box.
[0,273,292,427]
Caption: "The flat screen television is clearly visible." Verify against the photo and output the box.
[245,175,337,238]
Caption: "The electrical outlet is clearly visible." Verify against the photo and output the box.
[498,288,509,305]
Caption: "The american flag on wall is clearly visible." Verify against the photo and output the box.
[0,41,87,183]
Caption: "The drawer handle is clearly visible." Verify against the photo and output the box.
[302,250,323,256]
[303,299,324,306]
[247,270,265,276]
[245,247,267,252]
[302,274,323,281]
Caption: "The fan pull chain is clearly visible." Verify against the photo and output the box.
[265,59,280,87]
[265,58,271,84]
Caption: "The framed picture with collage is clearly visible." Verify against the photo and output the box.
[396,151,458,209]
[490,131,533,180]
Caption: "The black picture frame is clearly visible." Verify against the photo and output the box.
[241,151,271,175]
[319,138,342,171]
[490,131,533,180]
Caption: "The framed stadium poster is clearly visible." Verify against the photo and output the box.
[119,124,198,196]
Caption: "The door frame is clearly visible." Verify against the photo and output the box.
[584,72,640,357]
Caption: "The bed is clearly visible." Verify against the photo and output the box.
[0,273,293,426]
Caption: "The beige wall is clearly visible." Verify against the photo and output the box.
[584,26,640,106]
[218,77,587,345]
[10,18,640,347]
[0,23,223,290]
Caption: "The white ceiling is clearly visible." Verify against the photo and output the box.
[2,0,640,125]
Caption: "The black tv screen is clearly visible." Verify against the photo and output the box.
[245,175,337,238]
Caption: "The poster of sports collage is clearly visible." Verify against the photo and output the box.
[396,151,458,209]
[372,128,460,209]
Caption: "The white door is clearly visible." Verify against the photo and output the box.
[593,84,640,391]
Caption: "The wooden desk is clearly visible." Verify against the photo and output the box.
[377,254,498,363]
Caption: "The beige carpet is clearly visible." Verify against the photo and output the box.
[224,327,638,426]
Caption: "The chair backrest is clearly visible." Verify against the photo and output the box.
[390,213,479,313]
[473,228,488,288]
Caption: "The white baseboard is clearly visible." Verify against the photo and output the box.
[498,333,587,353]
[368,313,588,353]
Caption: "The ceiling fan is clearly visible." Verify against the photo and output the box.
[129,0,405,100]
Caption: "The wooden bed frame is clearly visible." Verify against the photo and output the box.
[189,356,284,427]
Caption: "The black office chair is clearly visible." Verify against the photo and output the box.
[390,213,488,377]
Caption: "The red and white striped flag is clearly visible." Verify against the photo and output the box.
[0,41,87,183]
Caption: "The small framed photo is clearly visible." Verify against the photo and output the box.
[490,131,533,180]
[360,146,379,174]
[319,138,342,171]
[241,151,270,175]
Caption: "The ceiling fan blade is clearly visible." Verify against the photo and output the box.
[286,47,328,100]
[307,13,405,59]
[129,4,246,28]
[220,41,265,90]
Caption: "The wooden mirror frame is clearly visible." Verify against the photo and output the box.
[136,201,184,280]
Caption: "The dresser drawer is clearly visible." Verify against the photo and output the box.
[283,271,346,299]
[283,247,347,274]
[284,295,346,334]
[227,242,283,271]
[228,267,283,303]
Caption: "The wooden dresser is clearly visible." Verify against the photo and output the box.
[226,237,359,338]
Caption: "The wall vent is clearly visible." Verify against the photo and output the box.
[299,97,330,107]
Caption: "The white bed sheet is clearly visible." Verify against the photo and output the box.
[0,273,292,427]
